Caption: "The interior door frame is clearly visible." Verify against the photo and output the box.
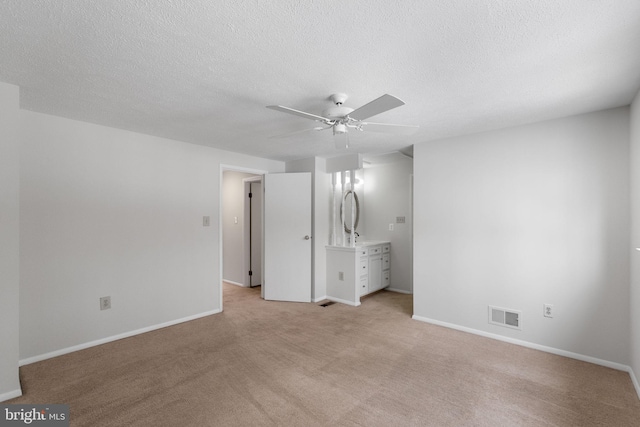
[243,176,263,288]
[219,164,268,312]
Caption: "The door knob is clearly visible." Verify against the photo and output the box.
[304,235,311,240]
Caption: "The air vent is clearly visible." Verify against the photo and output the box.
[488,306,521,330]
[319,301,336,307]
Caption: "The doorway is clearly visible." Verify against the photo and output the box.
[220,167,313,307]
[221,166,266,310]
[244,177,262,288]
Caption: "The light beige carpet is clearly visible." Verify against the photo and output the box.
[10,283,640,426]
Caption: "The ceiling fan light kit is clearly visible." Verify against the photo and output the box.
[333,123,347,134]
[266,93,418,149]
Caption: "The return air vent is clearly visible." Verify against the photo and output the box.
[488,306,521,330]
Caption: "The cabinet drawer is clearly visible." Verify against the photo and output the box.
[383,270,390,287]
[359,276,369,295]
[383,244,390,253]
[369,246,381,255]
[358,248,369,257]
[359,257,369,275]
[382,254,390,270]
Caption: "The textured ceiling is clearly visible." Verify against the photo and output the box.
[1,0,640,162]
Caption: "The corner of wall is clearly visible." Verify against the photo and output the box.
[629,366,640,401]
[629,89,640,400]
[0,81,22,400]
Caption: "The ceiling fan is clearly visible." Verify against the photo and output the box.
[266,93,418,149]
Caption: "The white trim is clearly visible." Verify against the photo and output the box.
[385,287,413,295]
[326,296,361,307]
[0,389,22,403]
[313,295,328,303]
[630,367,640,400]
[219,164,268,175]
[243,176,263,183]
[411,315,633,373]
[20,309,221,366]
[223,279,247,287]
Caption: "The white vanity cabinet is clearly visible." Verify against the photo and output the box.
[326,241,390,306]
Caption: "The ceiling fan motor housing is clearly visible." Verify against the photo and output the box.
[322,106,354,119]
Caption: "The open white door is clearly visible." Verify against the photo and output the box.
[264,172,312,302]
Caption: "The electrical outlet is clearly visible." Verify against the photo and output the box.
[338,271,344,281]
[203,216,210,227]
[100,296,111,311]
[543,303,553,318]
[389,223,394,231]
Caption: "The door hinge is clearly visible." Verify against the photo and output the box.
[249,270,253,276]
[248,192,252,198]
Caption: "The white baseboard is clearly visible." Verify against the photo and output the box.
[629,367,640,400]
[385,287,413,295]
[0,388,22,403]
[326,296,360,307]
[412,315,634,376]
[20,309,221,366]
[313,295,328,303]
[223,279,246,287]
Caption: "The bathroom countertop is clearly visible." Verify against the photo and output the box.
[326,241,389,250]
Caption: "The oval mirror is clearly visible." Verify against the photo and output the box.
[340,190,360,234]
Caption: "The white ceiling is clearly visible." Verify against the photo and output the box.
[1,1,640,162]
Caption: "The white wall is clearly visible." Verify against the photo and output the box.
[19,110,283,362]
[314,159,330,301]
[222,170,258,285]
[414,107,630,365]
[363,158,413,293]
[631,91,640,391]
[0,82,22,400]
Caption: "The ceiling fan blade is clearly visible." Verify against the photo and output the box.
[268,126,330,139]
[359,122,419,135]
[348,94,405,121]
[266,105,331,122]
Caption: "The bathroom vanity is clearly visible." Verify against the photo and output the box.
[326,241,390,306]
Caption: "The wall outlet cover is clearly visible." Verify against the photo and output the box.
[100,296,111,310]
